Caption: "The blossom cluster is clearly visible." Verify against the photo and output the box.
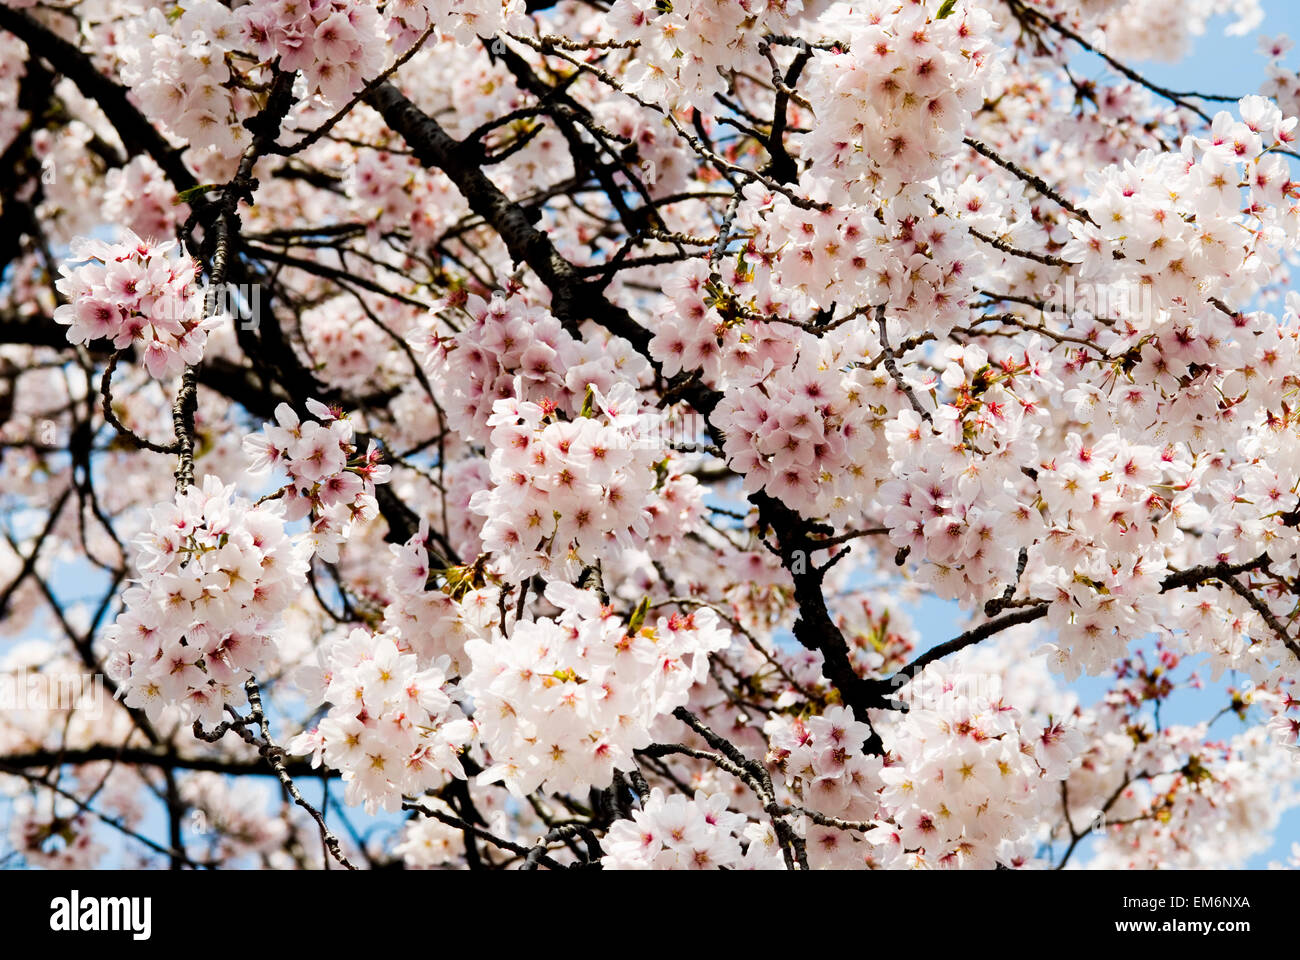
[102,156,184,245]
[236,0,389,105]
[1063,678,1295,869]
[608,0,825,111]
[601,788,783,869]
[764,705,885,868]
[103,476,310,725]
[468,381,697,581]
[392,798,466,867]
[8,792,107,870]
[1061,0,1263,64]
[416,292,651,445]
[116,0,252,162]
[1064,102,1298,326]
[1032,433,1190,678]
[386,0,528,49]
[463,582,731,797]
[243,400,391,564]
[802,2,998,200]
[288,629,472,813]
[384,520,496,673]
[708,327,898,523]
[869,663,1082,868]
[297,296,405,394]
[53,232,218,380]
[591,98,692,200]
[646,256,799,390]
[875,346,1051,604]
[737,182,985,339]
[346,150,466,247]
[180,774,290,862]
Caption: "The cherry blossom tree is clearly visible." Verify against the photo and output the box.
[2,0,1300,871]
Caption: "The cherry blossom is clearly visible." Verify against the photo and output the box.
[6,0,1300,876]
[53,232,219,380]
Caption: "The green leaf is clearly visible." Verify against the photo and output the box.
[578,384,596,419]
[652,456,670,490]
[627,595,650,634]
[936,0,958,19]
[173,183,220,205]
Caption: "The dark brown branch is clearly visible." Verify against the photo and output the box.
[0,744,334,778]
